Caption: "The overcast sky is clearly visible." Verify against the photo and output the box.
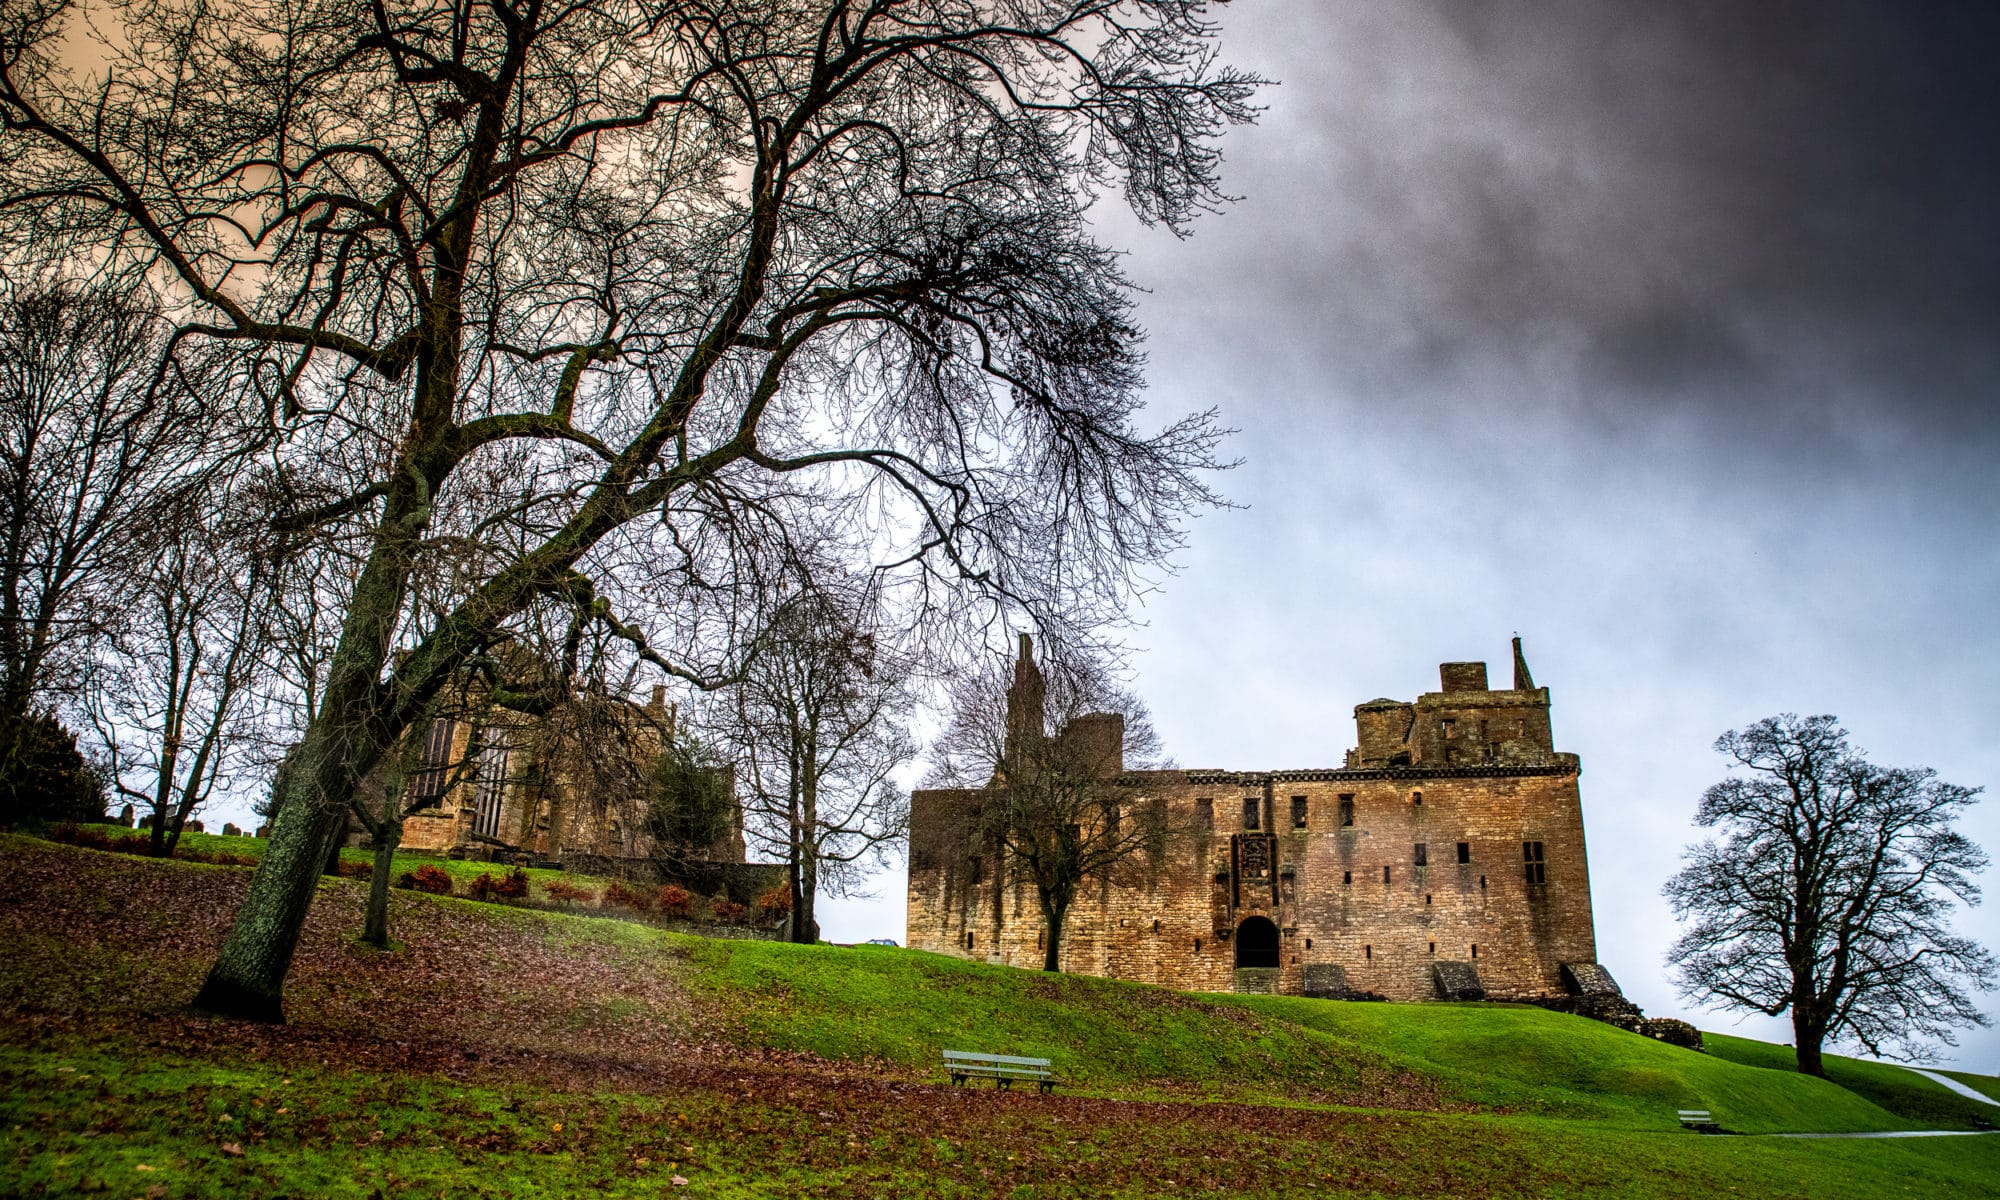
[820,0,2000,1071]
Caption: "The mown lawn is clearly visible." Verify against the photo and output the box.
[3,834,1997,1198]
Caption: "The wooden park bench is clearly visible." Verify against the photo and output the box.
[1678,1109,1722,1134]
[943,1050,1058,1093]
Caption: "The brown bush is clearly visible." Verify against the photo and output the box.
[656,884,692,918]
[398,863,454,895]
[543,879,596,907]
[711,898,747,923]
[754,885,792,919]
[602,881,650,910]
[493,867,530,900]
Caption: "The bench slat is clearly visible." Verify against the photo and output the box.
[944,1051,1052,1067]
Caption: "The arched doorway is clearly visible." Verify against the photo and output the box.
[1234,915,1280,969]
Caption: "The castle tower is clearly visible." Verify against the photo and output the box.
[1002,632,1045,782]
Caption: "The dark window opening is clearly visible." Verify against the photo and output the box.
[1414,843,1428,866]
[1153,919,1160,933]
[1235,916,1281,969]
[1524,840,1547,885]
[1429,942,1436,955]
[1440,719,1455,739]
[1456,842,1471,864]
[1342,870,1352,885]
[1425,894,1432,905]
[1364,944,1372,961]
[1194,938,1202,953]
[1291,795,1308,828]
[1242,797,1260,830]
[1389,751,1412,766]
[1306,937,1313,949]
[1338,794,1355,826]
[1196,797,1214,830]
[1471,944,1478,959]
[1383,865,1392,884]
[407,718,458,806]
[1479,875,1487,889]
[1411,790,1423,807]
[965,931,975,951]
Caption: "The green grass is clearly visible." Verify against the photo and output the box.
[68,822,625,905]
[1703,1033,2000,1130]
[6,834,1998,1197]
[5,1033,1998,1200]
[1942,1069,2000,1103]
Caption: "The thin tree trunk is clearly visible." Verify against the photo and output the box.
[795,762,818,943]
[362,817,401,949]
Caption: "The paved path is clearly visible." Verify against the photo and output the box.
[1906,1066,2000,1108]
[1769,1129,1996,1139]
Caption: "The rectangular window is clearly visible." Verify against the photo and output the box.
[1291,795,1308,828]
[1413,843,1428,867]
[1456,842,1471,864]
[1524,840,1546,885]
[1196,797,1214,830]
[1242,797,1260,830]
[470,732,510,839]
[407,718,457,806]
[1342,870,1352,885]
[1383,865,1392,884]
[1338,794,1355,826]
[1440,719,1455,739]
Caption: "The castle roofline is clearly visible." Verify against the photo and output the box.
[1103,755,1580,789]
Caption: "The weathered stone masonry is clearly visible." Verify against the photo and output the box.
[907,640,1608,1001]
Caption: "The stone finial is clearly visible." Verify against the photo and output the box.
[1512,635,1536,691]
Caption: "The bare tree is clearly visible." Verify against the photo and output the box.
[84,484,274,856]
[0,275,216,819]
[2,0,1255,1019]
[929,636,1172,971]
[723,580,914,943]
[1664,714,1996,1076]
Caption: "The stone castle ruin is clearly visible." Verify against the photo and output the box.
[907,638,1626,1004]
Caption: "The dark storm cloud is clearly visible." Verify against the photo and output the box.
[1144,0,2000,451]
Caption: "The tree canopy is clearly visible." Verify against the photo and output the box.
[1664,714,1995,1075]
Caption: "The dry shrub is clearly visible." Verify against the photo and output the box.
[543,879,596,907]
[754,885,792,919]
[602,881,650,910]
[398,864,454,895]
[711,898,747,924]
[656,884,692,918]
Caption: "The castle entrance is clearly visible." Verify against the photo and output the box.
[1234,915,1280,969]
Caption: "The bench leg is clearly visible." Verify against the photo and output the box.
[998,1078,1011,1090]
[1039,1081,1053,1094]
[951,1074,964,1087]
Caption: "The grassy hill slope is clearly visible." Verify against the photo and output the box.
[3,834,1996,1198]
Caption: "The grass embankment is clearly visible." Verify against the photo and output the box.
[68,822,621,905]
[3,834,1997,1198]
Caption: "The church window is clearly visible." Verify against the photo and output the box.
[1242,798,1260,830]
[1364,944,1372,961]
[1523,841,1546,885]
[407,718,457,807]
[1342,870,1352,885]
[1429,941,1436,955]
[1194,938,1202,953]
[1196,797,1213,830]
[1411,790,1423,807]
[1456,842,1471,864]
[965,931,975,951]
[1291,795,1308,827]
[1338,794,1355,826]
[1383,865,1392,884]
[1413,843,1428,866]
[1471,944,1479,958]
